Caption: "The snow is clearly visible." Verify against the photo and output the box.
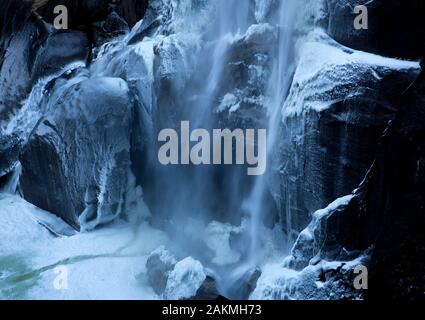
[283,29,420,118]
[250,194,368,300]
[217,93,240,113]
[0,194,169,299]
[163,257,206,300]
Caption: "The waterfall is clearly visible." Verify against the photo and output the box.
[244,0,300,264]
[87,0,303,298]
[2,163,21,194]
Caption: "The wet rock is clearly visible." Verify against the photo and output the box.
[0,20,39,120]
[31,30,89,81]
[92,11,129,48]
[35,0,111,27]
[114,0,149,27]
[216,23,279,129]
[0,134,22,178]
[230,267,262,299]
[163,257,207,300]
[145,246,177,295]
[192,275,221,300]
[284,66,425,300]
[275,30,420,237]
[127,0,170,45]
[19,76,138,230]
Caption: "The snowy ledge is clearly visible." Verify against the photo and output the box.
[282,29,421,119]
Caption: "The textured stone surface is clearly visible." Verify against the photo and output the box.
[31,30,89,81]
[286,65,425,300]
[274,31,420,237]
[19,77,138,230]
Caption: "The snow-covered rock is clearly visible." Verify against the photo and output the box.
[145,246,177,295]
[0,20,38,121]
[251,195,370,300]
[19,77,145,230]
[163,257,207,300]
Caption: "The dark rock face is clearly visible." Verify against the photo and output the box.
[275,35,420,238]
[35,0,111,27]
[115,0,149,27]
[288,66,425,300]
[145,247,177,295]
[19,77,138,230]
[0,134,22,178]
[192,276,220,300]
[31,30,89,81]
[92,11,129,48]
[0,11,39,120]
[327,0,425,59]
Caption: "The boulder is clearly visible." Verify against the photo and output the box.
[34,0,148,28]
[31,30,89,81]
[192,276,221,300]
[35,0,111,27]
[275,30,420,237]
[19,76,138,230]
[145,246,177,295]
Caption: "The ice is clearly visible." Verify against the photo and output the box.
[283,29,420,118]
[163,257,206,300]
[205,221,241,265]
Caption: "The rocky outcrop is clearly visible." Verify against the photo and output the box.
[146,246,177,295]
[31,30,90,81]
[0,134,21,177]
[275,30,420,238]
[19,77,140,230]
[281,64,425,300]
[34,0,148,29]
[115,0,149,27]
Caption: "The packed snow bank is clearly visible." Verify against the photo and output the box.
[0,194,168,299]
[283,29,420,118]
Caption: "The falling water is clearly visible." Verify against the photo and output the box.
[148,0,301,297]
[89,0,302,298]
[1,163,21,194]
